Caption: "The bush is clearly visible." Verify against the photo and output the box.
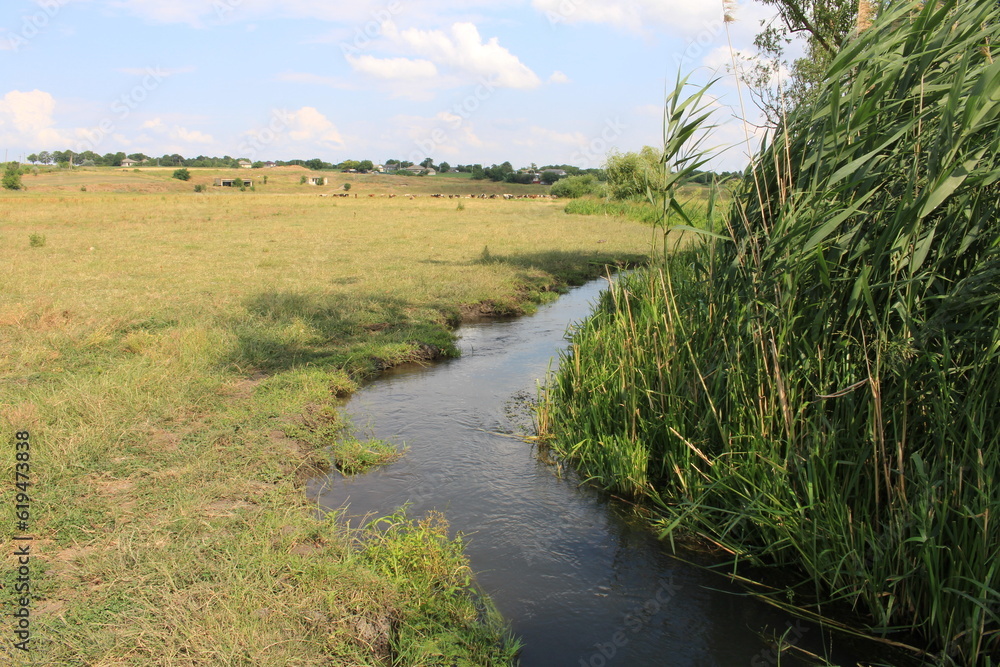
[2,162,23,190]
[28,233,45,247]
[172,168,191,181]
[550,174,603,199]
[343,182,351,191]
[193,184,206,193]
[605,147,663,200]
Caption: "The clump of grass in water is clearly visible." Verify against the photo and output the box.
[360,509,523,664]
[540,2,1000,662]
[331,436,401,474]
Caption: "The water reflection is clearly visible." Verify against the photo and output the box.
[307,278,904,666]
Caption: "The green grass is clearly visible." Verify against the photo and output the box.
[0,185,651,664]
[539,3,1000,664]
[562,188,724,227]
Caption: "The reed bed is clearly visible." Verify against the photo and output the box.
[540,1,1000,662]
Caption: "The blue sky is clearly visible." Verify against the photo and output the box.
[0,0,786,171]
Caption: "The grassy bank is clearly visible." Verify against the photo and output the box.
[539,2,1000,664]
[0,187,651,664]
[563,185,724,227]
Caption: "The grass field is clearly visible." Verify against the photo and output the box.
[0,170,652,665]
[17,164,547,197]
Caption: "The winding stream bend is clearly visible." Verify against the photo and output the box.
[307,278,884,667]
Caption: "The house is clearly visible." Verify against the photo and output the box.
[238,160,252,169]
[307,177,328,186]
[543,169,568,178]
[121,158,140,167]
[374,164,385,173]
[213,178,252,187]
[263,161,277,168]
[403,165,436,176]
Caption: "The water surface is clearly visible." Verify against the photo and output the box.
[308,278,906,666]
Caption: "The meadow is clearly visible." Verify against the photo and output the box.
[17,164,545,197]
[0,170,652,664]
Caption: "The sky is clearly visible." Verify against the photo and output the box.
[0,0,788,172]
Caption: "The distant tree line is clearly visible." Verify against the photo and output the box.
[21,148,739,189]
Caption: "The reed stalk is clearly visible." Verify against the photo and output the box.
[540,1,1000,661]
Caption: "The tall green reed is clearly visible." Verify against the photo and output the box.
[540,1,1000,662]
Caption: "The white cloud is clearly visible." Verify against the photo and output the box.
[394,22,540,89]
[277,71,355,89]
[0,90,56,134]
[172,127,214,144]
[526,125,589,147]
[635,104,663,117]
[118,66,195,77]
[346,55,438,80]
[99,0,426,28]
[548,70,570,85]
[140,117,215,145]
[532,0,718,34]
[286,107,344,147]
[0,89,74,147]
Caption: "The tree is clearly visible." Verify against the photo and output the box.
[26,154,38,164]
[470,164,486,180]
[483,161,514,182]
[550,174,601,198]
[173,168,191,181]
[750,0,861,119]
[357,159,374,173]
[438,161,451,173]
[2,162,23,190]
[605,146,664,201]
[420,157,435,170]
[37,151,51,165]
[506,172,534,185]
[306,158,326,171]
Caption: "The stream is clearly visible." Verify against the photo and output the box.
[306,277,905,666]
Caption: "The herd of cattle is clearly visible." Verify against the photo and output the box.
[318,193,555,200]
